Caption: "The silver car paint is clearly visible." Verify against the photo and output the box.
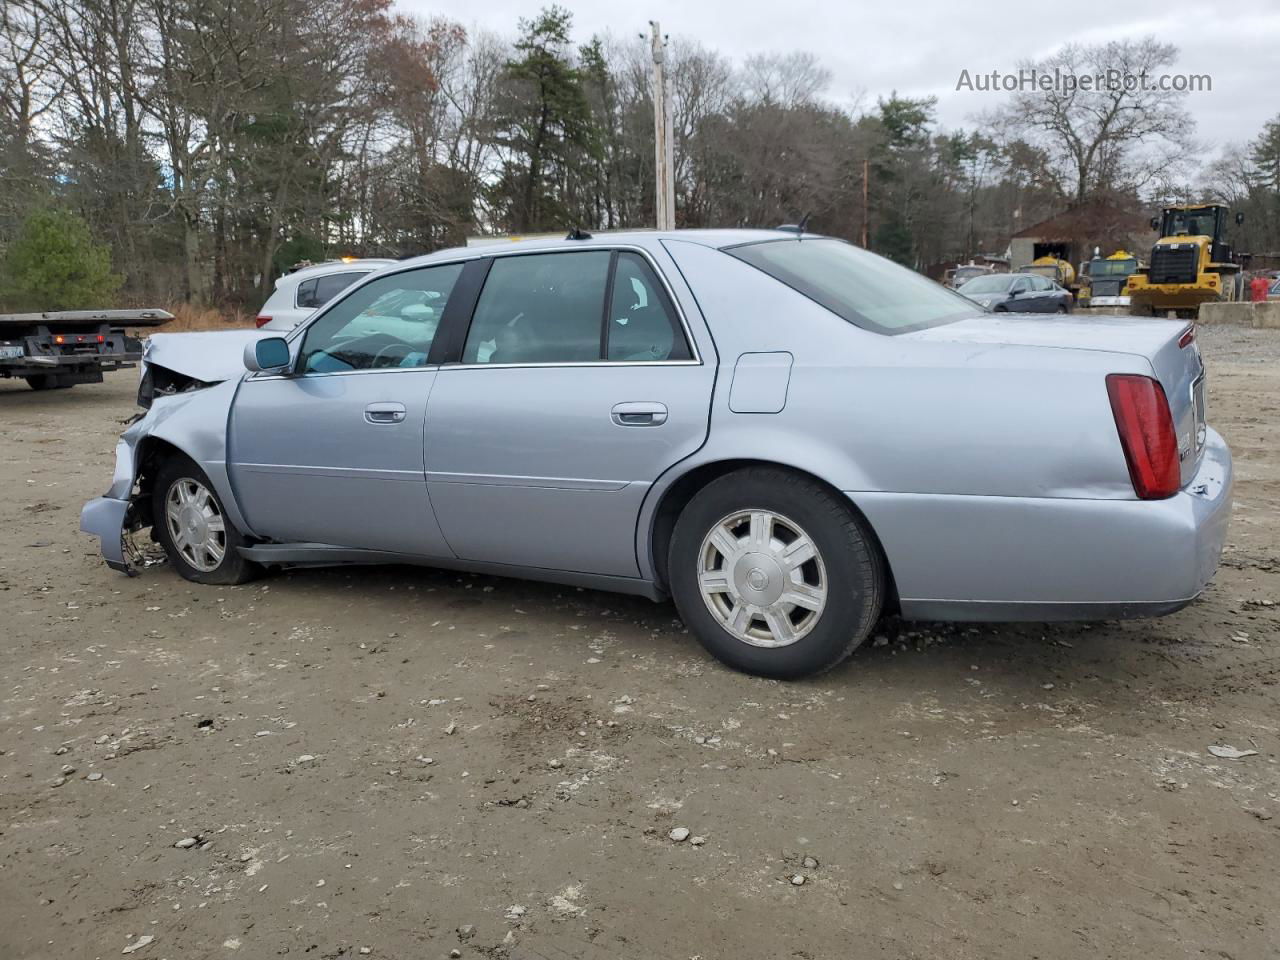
[229,366,453,558]
[81,229,1232,622]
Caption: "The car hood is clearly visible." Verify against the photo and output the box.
[144,329,274,382]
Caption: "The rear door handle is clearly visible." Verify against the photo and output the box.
[611,401,668,426]
[365,401,407,424]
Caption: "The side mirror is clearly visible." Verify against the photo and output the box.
[244,336,291,373]
[1150,216,1160,230]
[1235,211,1245,225]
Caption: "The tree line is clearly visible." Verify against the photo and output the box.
[1,1,1278,310]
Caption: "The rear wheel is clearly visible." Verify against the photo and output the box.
[151,455,258,585]
[25,375,72,390]
[668,468,885,679]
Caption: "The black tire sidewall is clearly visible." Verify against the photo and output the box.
[151,456,253,585]
[668,469,883,679]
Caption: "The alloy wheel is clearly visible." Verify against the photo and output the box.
[697,509,827,648]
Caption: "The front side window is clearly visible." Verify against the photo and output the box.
[728,238,974,334]
[299,263,462,373]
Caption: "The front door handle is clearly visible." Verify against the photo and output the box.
[611,401,668,427]
[365,401,407,424]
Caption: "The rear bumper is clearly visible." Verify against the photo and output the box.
[855,427,1233,622]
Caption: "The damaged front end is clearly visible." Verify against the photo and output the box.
[81,331,262,573]
[80,420,165,574]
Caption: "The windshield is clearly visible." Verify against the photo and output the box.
[957,274,1015,294]
[953,266,988,280]
[1089,258,1137,277]
[726,238,974,334]
[1162,208,1220,238]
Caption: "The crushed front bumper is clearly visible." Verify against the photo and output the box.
[80,495,134,573]
[80,430,146,574]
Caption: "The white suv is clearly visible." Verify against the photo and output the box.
[255,259,397,331]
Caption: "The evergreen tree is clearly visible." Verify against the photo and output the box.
[1,209,121,310]
[488,7,596,232]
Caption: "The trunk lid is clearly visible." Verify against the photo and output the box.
[906,313,1206,485]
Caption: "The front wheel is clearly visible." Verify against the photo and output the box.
[151,456,258,585]
[668,468,885,679]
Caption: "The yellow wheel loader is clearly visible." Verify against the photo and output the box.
[1124,204,1245,318]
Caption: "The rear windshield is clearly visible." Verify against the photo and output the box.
[959,274,1015,293]
[726,238,973,334]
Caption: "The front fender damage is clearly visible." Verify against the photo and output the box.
[80,377,240,574]
[79,411,163,575]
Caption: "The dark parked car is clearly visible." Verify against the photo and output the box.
[958,272,1073,313]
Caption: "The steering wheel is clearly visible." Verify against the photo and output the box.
[372,342,413,368]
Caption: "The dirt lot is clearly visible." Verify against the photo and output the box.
[2,326,1278,960]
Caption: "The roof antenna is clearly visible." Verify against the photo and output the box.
[566,227,593,240]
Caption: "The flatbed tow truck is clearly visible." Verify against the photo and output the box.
[0,308,172,390]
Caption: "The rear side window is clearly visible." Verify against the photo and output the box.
[463,250,691,365]
[297,271,365,309]
[727,238,972,335]
[464,252,610,364]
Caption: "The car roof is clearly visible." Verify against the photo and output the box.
[392,229,816,270]
[284,259,397,281]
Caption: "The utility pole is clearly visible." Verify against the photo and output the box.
[650,21,675,230]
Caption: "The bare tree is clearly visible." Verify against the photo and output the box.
[995,38,1193,203]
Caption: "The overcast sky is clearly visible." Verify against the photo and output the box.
[397,0,1278,150]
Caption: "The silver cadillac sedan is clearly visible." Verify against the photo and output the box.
[81,230,1232,679]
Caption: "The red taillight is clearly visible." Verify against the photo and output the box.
[254,315,271,329]
[97,334,106,343]
[1106,373,1180,500]
[1178,325,1195,348]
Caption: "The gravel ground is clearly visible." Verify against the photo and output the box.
[1,328,1278,960]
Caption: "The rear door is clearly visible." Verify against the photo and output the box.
[424,247,714,578]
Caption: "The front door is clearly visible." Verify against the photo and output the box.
[425,249,714,578]
[228,262,465,557]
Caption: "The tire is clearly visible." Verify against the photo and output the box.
[151,455,258,585]
[1056,304,1069,314]
[668,467,885,679]
[26,375,72,390]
